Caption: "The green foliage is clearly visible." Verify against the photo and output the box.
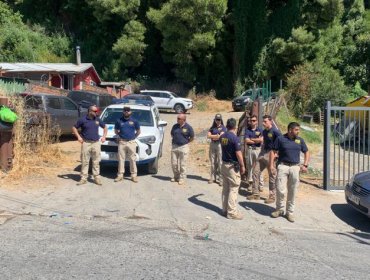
[148,0,227,82]
[349,81,367,99]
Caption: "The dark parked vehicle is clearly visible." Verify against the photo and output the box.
[113,94,155,106]
[232,88,276,112]
[67,90,113,115]
[345,171,370,217]
[19,93,86,135]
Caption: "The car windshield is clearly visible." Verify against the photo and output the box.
[241,90,253,97]
[100,108,154,127]
[170,92,178,98]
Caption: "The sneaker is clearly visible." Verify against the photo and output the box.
[178,179,185,185]
[264,196,275,204]
[227,213,243,220]
[170,178,178,182]
[94,178,102,186]
[77,179,87,185]
[246,194,260,200]
[114,176,123,182]
[131,177,138,183]
[271,209,284,218]
[286,213,295,223]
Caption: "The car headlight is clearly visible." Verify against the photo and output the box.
[138,135,156,144]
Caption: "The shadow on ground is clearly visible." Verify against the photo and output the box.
[239,201,275,216]
[331,204,370,235]
[188,194,224,216]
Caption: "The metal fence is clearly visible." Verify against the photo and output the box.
[324,101,370,190]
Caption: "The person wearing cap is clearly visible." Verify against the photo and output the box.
[72,105,107,186]
[207,113,226,186]
[247,115,281,204]
[114,106,141,183]
[244,115,264,191]
[270,122,309,222]
[170,113,194,185]
[220,118,246,220]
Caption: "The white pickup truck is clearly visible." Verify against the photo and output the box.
[140,90,193,113]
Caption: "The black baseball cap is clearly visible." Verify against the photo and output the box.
[214,113,222,120]
[123,106,131,112]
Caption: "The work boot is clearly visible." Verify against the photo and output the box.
[178,179,185,185]
[131,176,138,183]
[94,177,102,186]
[77,179,87,185]
[246,194,260,200]
[271,209,284,218]
[264,195,275,204]
[227,213,243,220]
[286,213,295,223]
[114,176,123,182]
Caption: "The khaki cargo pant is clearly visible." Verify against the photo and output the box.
[81,141,101,180]
[221,162,241,216]
[276,164,300,214]
[209,141,222,183]
[171,144,189,180]
[245,146,263,188]
[252,151,277,196]
[117,140,137,177]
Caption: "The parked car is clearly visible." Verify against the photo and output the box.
[232,88,264,112]
[18,93,86,135]
[112,94,155,106]
[99,102,167,174]
[345,172,370,217]
[67,90,113,115]
[140,90,193,113]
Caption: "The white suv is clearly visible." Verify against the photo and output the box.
[140,90,193,113]
[98,101,167,174]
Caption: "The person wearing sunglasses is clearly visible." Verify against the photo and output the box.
[170,113,194,185]
[72,105,107,186]
[207,113,226,186]
[244,115,264,192]
[114,106,141,183]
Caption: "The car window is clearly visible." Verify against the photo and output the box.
[46,97,62,109]
[24,96,42,109]
[99,95,113,107]
[147,92,161,98]
[63,98,77,110]
[68,92,83,102]
[80,92,98,105]
[160,92,170,99]
[100,108,154,126]
[242,90,253,97]
[170,92,178,97]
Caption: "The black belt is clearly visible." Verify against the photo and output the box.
[279,162,300,167]
[84,139,98,143]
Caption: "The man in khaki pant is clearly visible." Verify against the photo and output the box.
[72,105,107,185]
[114,106,141,183]
[220,118,246,220]
[270,122,310,222]
[170,113,194,185]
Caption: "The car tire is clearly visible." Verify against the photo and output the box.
[147,157,159,174]
[174,104,185,114]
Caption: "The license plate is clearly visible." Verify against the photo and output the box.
[348,193,360,205]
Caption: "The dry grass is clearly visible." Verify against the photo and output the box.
[191,94,232,113]
[0,93,68,184]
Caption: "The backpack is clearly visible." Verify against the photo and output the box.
[0,106,18,124]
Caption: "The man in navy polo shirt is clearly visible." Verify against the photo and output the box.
[220,118,245,220]
[247,115,281,203]
[72,105,107,186]
[244,115,264,190]
[270,122,309,222]
[114,106,141,183]
[170,113,194,185]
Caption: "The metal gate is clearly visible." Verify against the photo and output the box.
[324,101,370,190]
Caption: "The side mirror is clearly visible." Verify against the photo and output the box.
[158,120,168,127]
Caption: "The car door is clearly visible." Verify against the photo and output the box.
[61,97,80,133]
[147,92,163,108]
[160,92,172,108]
[44,96,65,134]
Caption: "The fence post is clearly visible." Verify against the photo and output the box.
[0,97,13,171]
[323,101,331,190]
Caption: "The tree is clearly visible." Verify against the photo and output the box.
[148,0,227,83]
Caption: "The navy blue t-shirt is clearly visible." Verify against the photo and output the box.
[209,125,226,142]
[244,127,263,148]
[220,131,241,162]
[171,123,194,146]
[114,117,140,140]
[74,115,105,141]
[273,134,308,164]
[263,127,281,151]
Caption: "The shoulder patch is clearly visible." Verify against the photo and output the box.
[182,128,187,133]
[295,139,301,144]
[255,131,260,136]
[129,121,134,125]
[268,133,273,138]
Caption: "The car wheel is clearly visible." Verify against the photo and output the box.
[174,104,185,114]
[147,157,159,174]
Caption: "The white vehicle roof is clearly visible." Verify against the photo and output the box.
[105,103,152,111]
[140,90,173,94]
